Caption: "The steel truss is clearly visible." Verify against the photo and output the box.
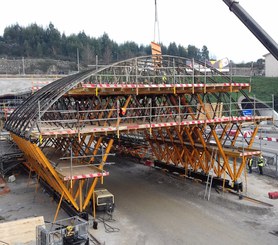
[5,55,273,215]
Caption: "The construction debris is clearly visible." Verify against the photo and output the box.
[268,191,278,199]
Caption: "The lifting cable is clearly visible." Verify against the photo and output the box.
[154,0,160,43]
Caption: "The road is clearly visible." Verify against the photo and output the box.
[90,156,278,245]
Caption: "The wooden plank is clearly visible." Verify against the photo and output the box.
[0,216,44,244]
[56,162,109,180]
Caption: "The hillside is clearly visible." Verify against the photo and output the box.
[245,77,278,111]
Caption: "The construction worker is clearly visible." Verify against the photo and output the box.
[247,157,253,173]
[119,107,126,117]
[162,72,167,83]
[65,225,75,237]
[257,155,265,175]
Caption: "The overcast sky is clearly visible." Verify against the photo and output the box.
[1,0,278,63]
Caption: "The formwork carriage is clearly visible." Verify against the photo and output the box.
[4,55,273,215]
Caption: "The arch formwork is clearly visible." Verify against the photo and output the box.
[4,55,272,216]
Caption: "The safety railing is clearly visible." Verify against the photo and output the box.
[36,97,274,130]
[84,56,250,86]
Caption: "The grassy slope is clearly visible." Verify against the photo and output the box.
[249,77,278,102]
[231,76,278,108]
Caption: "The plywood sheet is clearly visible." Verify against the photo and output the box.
[0,216,44,244]
[56,162,109,180]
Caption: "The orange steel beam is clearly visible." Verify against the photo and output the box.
[247,124,259,148]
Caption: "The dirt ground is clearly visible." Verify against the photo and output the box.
[1,158,278,245]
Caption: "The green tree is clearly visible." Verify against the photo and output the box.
[167,42,179,56]
[187,45,201,60]
[201,45,209,61]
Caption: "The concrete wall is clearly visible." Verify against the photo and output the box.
[264,53,278,77]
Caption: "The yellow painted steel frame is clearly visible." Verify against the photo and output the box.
[11,133,114,213]
[143,107,262,184]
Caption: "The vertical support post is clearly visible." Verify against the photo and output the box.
[93,189,96,219]
[229,62,233,92]
[249,75,252,93]
[96,55,99,84]
[173,58,176,85]
[272,94,275,124]
[79,180,83,212]
[178,96,181,131]
[229,94,232,118]
[70,142,73,190]
[101,145,104,184]
[260,128,262,152]
[149,98,152,134]
[276,153,278,177]
[253,94,256,117]
[204,59,207,93]
[192,58,195,94]
[117,99,120,138]
[244,160,247,194]
[136,57,139,95]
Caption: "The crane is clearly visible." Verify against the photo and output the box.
[223,0,278,61]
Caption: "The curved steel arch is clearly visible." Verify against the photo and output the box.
[5,69,96,139]
[4,55,234,140]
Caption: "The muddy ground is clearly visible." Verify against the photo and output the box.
[1,156,278,245]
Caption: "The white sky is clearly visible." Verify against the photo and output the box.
[1,0,278,63]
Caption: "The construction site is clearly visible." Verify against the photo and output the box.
[1,0,278,244]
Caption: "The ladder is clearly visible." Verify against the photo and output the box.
[204,150,215,201]
[204,171,214,201]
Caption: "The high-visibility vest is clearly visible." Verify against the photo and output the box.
[258,158,264,167]
[248,159,253,167]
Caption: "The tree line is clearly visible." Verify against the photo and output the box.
[0,23,210,65]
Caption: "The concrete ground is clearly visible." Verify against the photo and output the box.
[1,158,278,245]
[90,157,278,245]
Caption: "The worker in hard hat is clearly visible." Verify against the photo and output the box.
[247,157,253,174]
[65,225,75,237]
[257,155,265,175]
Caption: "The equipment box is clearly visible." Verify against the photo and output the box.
[94,188,115,212]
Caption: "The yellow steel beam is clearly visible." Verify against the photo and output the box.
[231,125,242,147]
[84,134,95,155]
[235,156,246,180]
[210,130,234,179]
[89,137,103,163]
[247,124,259,149]
[11,134,79,210]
